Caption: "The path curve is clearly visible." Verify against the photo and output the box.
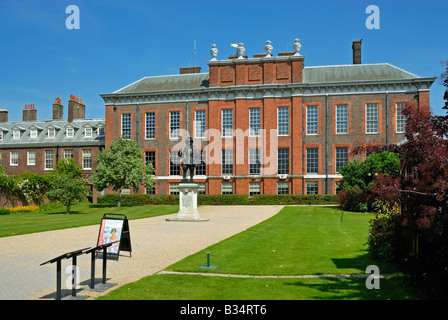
[0,205,283,300]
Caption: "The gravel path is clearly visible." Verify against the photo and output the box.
[0,205,283,300]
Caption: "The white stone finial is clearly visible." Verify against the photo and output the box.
[293,38,302,56]
[237,43,245,59]
[265,40,273,57]
[210,44,218,61]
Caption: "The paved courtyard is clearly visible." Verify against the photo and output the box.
[0,205,283,300]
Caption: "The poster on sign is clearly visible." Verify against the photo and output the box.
[96,213,132,260]
[97,217,123,255]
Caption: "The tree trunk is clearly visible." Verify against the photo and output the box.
[118,189,122,207]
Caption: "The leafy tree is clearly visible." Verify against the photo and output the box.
[46,158,89,214]
[337,151,400,211]
[358,62,448,297]
[50,157,83,178]
[92,137,154,207]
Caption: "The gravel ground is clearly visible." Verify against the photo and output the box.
[0,205,283,300]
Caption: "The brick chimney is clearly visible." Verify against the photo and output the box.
[53,97,63,120]
[352,40,362,64]
[22,104,37,121]
[68,95,85,123]
[0,109,8,123]
[179,66,201,74]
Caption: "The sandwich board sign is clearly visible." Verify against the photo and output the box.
[96,213,132,260]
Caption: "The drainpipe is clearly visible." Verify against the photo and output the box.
[385,91,389,145]
[325,93,329,195]
[135,103,140,146]
[301,98,305,194]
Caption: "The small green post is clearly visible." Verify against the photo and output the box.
[199,252,218,269]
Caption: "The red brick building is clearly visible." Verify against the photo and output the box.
[0,96,105,202]
[100,40,435,196]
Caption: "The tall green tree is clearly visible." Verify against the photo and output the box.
[92,137,154,207]
[46,158,89,214]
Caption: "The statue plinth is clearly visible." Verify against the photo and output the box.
[166,182,209,222]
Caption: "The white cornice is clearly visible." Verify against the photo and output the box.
[100,77,436,105]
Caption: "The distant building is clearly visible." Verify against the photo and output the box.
[99,39,433,196]
[0,96,105,202]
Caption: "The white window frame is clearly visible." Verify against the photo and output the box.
[335,147,349,173]
[365,103,379,134]
[145,112,156,140]
[84,127,92,138]
[121,113,132,139]
[194,110,206,139]
[277,107,289,136]
[27,150,36,166]
[30,129,38,139]
[66,127,74,138]
[249,108,261,137]
[396,102,406,133]
[169,183,179,195]
[221,182,233,195]
[306,148,319,174]
[48,128,56,139]
[335,104,349,134]
[249,148,261,175]
[306,105,318,135]
[169,111,180,140]
[45,150,53,170]
[221,109,233,137]
[64,149,74,159]
[97,126,105,136]
[249,182,261,196]
[306,181,319,195]
[277,181,290,194]
[13,130,20,140]
[10,151,18,166]
[82,149,92,170]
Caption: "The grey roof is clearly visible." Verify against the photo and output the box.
[0,118,105,148]
[114,73,210,94]
[302,63,420,83]
[109,63,422,95]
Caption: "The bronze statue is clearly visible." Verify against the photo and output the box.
[178,137,201,183]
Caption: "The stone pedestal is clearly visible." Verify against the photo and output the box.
[166,183,209,222]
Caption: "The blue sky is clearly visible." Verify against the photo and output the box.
[0,0,446,122]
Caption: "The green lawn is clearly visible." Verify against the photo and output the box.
[99,206,417,300]
[0,202,178,237]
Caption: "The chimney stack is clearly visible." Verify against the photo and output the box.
[0,109,8,123]
[352,39,362,64]
[179,66,201,74]
[68,94,85,123]
[23,104,37,121]
[53,97,64,120]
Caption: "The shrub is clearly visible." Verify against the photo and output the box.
[97,193,338,206]
[366,212,399,262]
[39,202,66,212]
[0,209,11,215]
[337,185,369,212]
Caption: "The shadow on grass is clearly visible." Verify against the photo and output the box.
[284,274,416,300]
[331,252,399,274]
[46,210,88,215]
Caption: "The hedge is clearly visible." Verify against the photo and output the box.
[97,193,338,206]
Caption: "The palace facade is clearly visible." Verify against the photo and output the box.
[100,39,435,196]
